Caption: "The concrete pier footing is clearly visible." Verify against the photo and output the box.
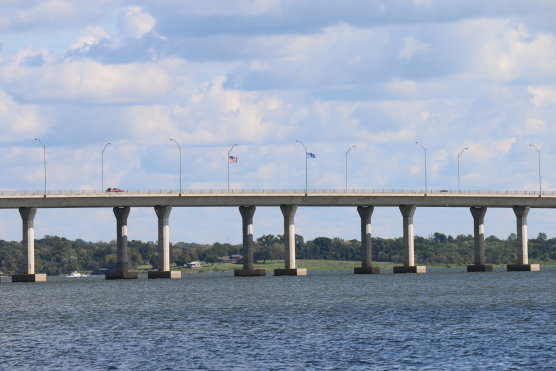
[106,271,139,280]
[235,206,266,277]
[235,268,266,276]
[467,264,493,272]
[393,266,427,274]
[11,273,47,282]
[354,267,381,274]
[507,264,540,272]
[147,270,182,279]
[274,268,307,276]
[354,206,380,274]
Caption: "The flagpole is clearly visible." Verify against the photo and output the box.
[296,140,308,195]
[227,144,238,191]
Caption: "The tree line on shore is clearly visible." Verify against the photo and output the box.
[0,232,555,275]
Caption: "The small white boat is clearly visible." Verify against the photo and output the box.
[66,271,89,278]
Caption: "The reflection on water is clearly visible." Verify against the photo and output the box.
[1,268,555,370]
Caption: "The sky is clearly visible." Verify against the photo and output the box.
[1,0,556,245]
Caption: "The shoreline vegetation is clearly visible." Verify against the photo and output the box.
[1,232,555,275]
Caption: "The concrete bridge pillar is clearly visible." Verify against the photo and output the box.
[508,206,540,271]
[275,205,306,276]
[235,206,265,276]
[394,205,426,273]
[467,207,492,272]
[354,206,380,274]
[12,207,46,282]
[149,206,181,279]
[106,207,138,279]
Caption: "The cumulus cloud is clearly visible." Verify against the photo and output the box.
[69,25,111,53]
[475,22,556,82]
[159,77,292,145]
[0,55,184,104]
[0,89,45,142]
[117,6,156,39]
[528,85,556,107]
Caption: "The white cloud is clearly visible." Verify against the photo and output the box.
[172,77,292,144]
[475,22,556,82]
[465,138,517,161]
[528,85,556,107]
[517,118,548,135]
[0,89,45,142]
[117,6,156,39]
[69,25,111,53]
[0,56,184,104]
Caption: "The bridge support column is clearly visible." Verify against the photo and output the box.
[275,205,306,276]
[354,206,380,274]
[149,206,181,279]
[12,207,46,282]
[394,205,426,273]
[106,207,138,279]
[235,206,265,276]
[467,207,493,272]
[508,206,540,272]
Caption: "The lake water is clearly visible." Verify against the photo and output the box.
[1,268,555,370]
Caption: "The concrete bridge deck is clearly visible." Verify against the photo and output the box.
[0,189,554,208]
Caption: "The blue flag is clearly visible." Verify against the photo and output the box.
[306,152,316,158]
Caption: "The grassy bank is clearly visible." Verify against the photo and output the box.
[138,260,395,273]
[136,260,554,274]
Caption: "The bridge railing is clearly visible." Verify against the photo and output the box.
[0,189,553,196]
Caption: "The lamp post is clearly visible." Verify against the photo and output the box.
[227,143,238,191]
[415,141,427,193]
[170,139,182,196]
[34,138,46,197]
[345,145,355,191]
[101,142,111,191]
[296,140,308,195]
[530,144,541,195]
[457,147,468,192]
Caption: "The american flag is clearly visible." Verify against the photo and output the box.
[229,156,238,163]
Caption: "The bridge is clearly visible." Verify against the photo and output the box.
[0,189,546,282]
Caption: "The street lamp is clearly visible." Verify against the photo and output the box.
[415,141,427,194]
[296,140,308,195]
[345,145,355,191]
[101,142,111,191]
[170,139,182,196]
[457,147,468,192]
[530,144,541,195]
[34,138,46,197]
[227,144,238,191]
